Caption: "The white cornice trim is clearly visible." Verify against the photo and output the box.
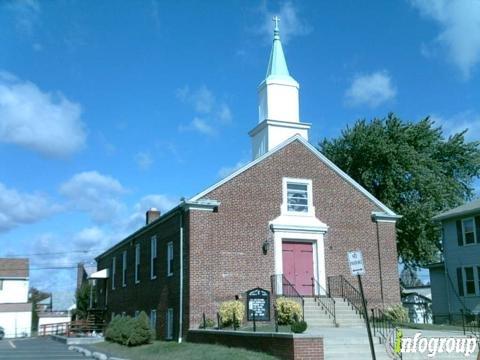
[372,211,402,223]
[248,119,311,137]
[189,135,397,217]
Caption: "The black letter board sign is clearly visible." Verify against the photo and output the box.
[247,287,270,321]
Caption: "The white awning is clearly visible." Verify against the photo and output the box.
[88,268,109,279]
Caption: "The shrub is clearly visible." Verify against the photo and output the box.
[126,312,154,346]
[276,297,302,325]
[105,312,154,346]
[198,318,215,329]
[384,304,409,323]
[291,320,308,333]
[219,300,245,327]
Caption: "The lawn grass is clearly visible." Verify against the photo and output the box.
[92,341,278,360]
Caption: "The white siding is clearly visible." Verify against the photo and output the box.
[0,311,32,338]
[0,279,29,303]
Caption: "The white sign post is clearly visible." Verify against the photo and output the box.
[347,250,375,360]
[347,250,365,276]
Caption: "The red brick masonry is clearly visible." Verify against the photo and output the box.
[187,329,324,360]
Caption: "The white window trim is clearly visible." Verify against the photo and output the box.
[135,244,141,284]
[462,218,477,246]
[167,242,173,277]
[122,250,127,287]
[461,265,480,297]
[281,177,315,217]
[166,308,173,340]
[151,236,157,280]
[150,309,157,330]
[111,256,116,290]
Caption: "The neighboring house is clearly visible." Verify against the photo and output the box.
[37,292,75,330]
[401,285,432,324]
[92,23,401,341]
[429,199,480,323]
[0,258,32,338]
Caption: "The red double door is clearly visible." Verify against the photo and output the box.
[282,242,314,296]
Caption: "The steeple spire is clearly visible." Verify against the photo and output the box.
[249,14,311,160]
[266,16,290,78]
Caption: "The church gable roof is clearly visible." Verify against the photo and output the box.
[189,135,397,217]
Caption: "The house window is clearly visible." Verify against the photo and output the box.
[462,218,476,245]
[282,178,313,215]
[135,244,141,284]
[150,310,157,330]
[166,308,173,340]
[111,257,116,290]
[465,267,476,295]
[122,250,127,287]
[151,236,157,279]
[167,242,173,276]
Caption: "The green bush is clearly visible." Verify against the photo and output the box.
[105,312,154,346]
[291,320,308,333]
[276,297,302,325]
[219,300,245,327]
[384,304,409,323]
[198,318,215,329]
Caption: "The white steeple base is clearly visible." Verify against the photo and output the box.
[249,119,311,159]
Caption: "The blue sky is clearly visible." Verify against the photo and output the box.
[1,0,479,292]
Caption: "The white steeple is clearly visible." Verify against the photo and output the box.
[249,16,311,160]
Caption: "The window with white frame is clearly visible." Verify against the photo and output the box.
[151,236,157,279]
[167,242,173,276]
[282,178,313,215]
[111,256,116,290]
[457,266,480,296]
[122,250,127,287]
[462,218,476,245]
[135,244,141,284]
[150,310,157,330]
[166,308,173,340]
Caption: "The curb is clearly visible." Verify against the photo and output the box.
[67,345,129,360]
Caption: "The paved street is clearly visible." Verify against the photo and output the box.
[0,337,84,359]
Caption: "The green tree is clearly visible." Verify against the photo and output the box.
[319,113,480,267]
[74,282,91,320]
[29,287,50,331]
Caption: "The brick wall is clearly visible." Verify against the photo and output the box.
[188,139,400,327]
[187,330,324,360]
[96,212,185,340]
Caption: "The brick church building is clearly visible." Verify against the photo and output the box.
[92,21,400,342]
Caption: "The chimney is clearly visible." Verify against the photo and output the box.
[146,208,161,225]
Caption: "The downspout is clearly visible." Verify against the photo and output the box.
[375,220,385,306]
[178,210,184,343]
[441,226,452,316]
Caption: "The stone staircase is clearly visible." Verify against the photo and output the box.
[303,297,365,328]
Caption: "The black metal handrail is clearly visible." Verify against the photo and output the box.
[370,308,396,345]
[271,274,305,319]
[461,309,480,342]
[311,277,336,324]
[328,275,365,316]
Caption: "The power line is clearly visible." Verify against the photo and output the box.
[1,248,106,258]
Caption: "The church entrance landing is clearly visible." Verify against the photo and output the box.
[282,242,314,296]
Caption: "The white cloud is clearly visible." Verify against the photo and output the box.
[0,72,86,157]
[258,1,312,44]
[176,85,232,136]
[135,151,154,170]
[59,171,126,224]
[410,0,480,79]
[5,0,41,36]
[430,111,480,140]
[0,182,60,232]
[218,160,249,178]
[345,71,397,108]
